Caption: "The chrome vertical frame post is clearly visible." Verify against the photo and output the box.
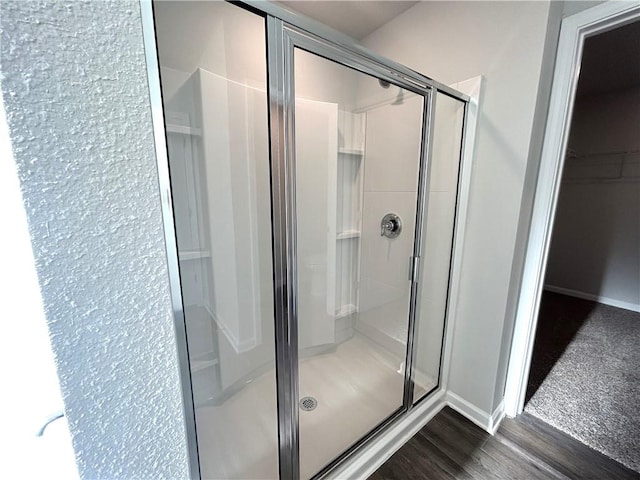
[266,17,300,480]
[403,90,437,409]
[433,97,470,396]
[139,1,201,478]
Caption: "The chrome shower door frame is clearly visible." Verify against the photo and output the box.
[266,15,438,480]
[141,0,471,477]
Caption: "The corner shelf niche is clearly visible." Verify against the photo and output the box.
[336,230,361,240]
[338,147,365,156]
[164,105,221,406]
[331,110,365,327]
[179,250,211,261]
[166,123,202,136]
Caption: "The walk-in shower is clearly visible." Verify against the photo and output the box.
[145,1,467,478]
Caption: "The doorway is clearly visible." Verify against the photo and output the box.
[525,19,640,471]
[506,0,640,474]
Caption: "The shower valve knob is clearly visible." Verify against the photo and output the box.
[380,213,402,238]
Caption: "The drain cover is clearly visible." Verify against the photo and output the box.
[299,396,318,411]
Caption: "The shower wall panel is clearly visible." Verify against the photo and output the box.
[357,95,423,357]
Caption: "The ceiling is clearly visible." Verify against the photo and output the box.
[277,1,419,40]
[577,20,640,96]
[278,2,639,95]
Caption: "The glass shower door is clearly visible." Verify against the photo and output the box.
[154,3,279,479]
[293,48,426,478]
[153,3,468,477]
[412,92,466,403]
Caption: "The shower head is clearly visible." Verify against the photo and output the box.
[392,89,404,105]
[379,78,403,105]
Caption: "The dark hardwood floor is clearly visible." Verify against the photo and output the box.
[369,407,640,480]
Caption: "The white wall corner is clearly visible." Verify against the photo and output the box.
[544,285,640,313]
[438,74,484,395]
[452,75,484,107]
[446,391,505,435]
[488,399,506,435]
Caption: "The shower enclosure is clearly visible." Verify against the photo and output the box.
[144,1,467,478]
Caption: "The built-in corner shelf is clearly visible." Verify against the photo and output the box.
[328,110,366,334]
[336,230,361,240]
[190,355,219,373]
[338,147,365,156]
[335,303,357,319]
[179,250,211,261]
[166,123,202,136]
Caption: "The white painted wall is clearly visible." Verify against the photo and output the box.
[0,82,79,480]
[545,87,640,311]
[0,1,190,478]
[562,0,606,18]
[362,1,556,416]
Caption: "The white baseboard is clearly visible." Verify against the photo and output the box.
[544,285,640,313]
[446,392,505,435]
[488,400,506,435]
[328,390,447,479]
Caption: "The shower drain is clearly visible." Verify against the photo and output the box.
[299,396,318,411]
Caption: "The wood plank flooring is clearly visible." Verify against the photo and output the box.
[369,407,640,480]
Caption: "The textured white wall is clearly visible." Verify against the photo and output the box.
[362,1,555,415]
[0,1,191,478]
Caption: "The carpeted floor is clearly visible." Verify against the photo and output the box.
[525,292,640,473]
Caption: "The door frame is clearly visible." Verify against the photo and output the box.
[504,0,640,418]
[267,19,437,480]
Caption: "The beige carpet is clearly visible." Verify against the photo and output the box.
[526,292,640,473]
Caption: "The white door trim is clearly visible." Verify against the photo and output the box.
[504,0,640,418]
